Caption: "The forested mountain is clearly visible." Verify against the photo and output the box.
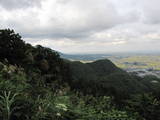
[0,29,160,120]
[68,59,160,103]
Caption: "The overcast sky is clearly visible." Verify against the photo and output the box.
[0,0,160,54]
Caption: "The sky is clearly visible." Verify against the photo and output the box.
[0,0,160,54]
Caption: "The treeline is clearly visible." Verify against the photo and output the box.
[0,29,160,120]
[0,29,70,87]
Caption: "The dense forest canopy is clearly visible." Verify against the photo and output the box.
[0,29,160,120]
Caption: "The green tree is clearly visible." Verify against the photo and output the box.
[0,29,26,65]
[126,94,160,120]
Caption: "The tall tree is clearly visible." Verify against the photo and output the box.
[0,29,26,65]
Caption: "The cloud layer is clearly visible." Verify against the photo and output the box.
[0,0,160,53]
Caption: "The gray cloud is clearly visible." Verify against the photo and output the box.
[0,0,160,53]
[0,0,42,10]
[0,0,124,39]
[140,0,160,24]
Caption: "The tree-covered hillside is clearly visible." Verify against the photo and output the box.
[68,59,160,104]
[0,29,160,120]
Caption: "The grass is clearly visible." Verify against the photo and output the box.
[108,55,160,70]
